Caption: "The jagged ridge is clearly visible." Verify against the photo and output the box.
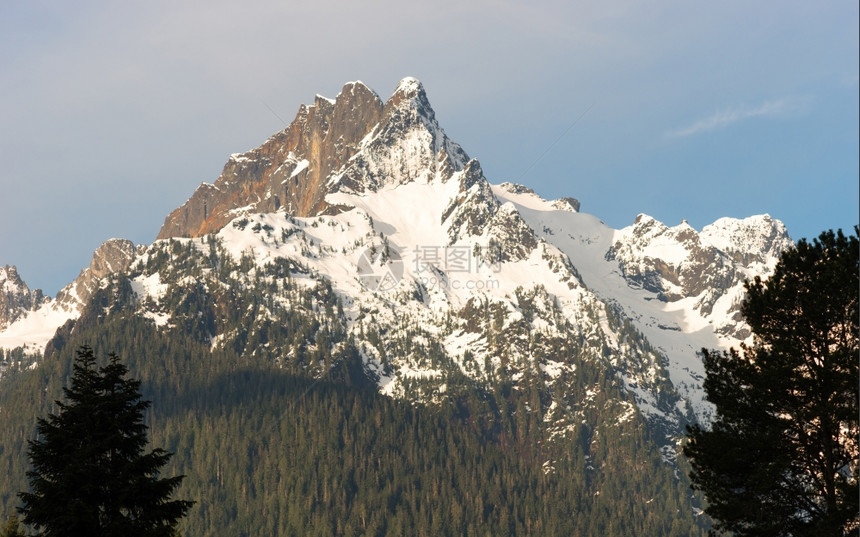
[157,78,469,239]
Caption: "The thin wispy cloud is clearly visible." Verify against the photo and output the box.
[667,98,807,138]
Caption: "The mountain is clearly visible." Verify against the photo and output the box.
[0,75,794,442]
[0,239,141,357]
[0,77,793,533]
[0,266,46,330]
[156,78,468,239]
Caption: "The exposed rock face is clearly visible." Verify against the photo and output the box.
[700,214,792,266]
[497,182,535,195]
[157,78,469,239]
[605,213,793,338]
[607,216,735,301]
[443,160,501,242]
[608,214,792,301]
[552,197,580,212]
[56,239,138,310]
[0,265,45,329]
[337,78,468,192]
[498,183,580,213]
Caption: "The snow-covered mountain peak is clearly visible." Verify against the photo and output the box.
[603,212,793,348]
[701,214,792,266]
[396,76,421,91]
[383,77,436,123]
[54,238,138,307]
[1,265,24,293]
[332,78,468,193]
[157,79,469,240]
[0,265,46,330]
[0,238,143,355]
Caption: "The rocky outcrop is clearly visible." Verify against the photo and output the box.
[0,265,46,329]
[605,214,793,337]
[552,197,580,212]
[157,78,470,239]
[700,214,792,266]
[56,239,138,310]
[442,160,500,242]
[158,82,385,239]
[607,216,737,301]
[497,182,535,195]
[336,78,468,192]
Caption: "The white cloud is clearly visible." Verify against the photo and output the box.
[666,97,808,138]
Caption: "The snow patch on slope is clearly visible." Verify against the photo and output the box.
[0,302,76,354]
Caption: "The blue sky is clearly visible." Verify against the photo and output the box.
[1,0,857,295]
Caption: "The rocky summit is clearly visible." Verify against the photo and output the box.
[0,265,46,330]
[157,78,468,239]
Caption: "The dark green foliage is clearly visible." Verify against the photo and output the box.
[0,310,709,536]
[17,328,706,535]
[684,228,859,536]
[18,346,193,537]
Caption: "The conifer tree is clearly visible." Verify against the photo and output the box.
[684,228,859,536]
[19,346,193,537]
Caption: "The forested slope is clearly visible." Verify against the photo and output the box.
[0,276,706,536]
